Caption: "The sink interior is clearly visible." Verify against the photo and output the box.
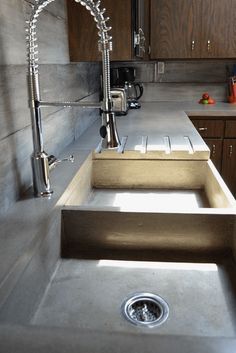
[61,153,236,260]
[65,153,236,211]
[44,153,236,340]
[84,188,211,211]
[31,257,236,338]
[1,153,236,345]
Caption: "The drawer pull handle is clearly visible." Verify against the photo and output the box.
[191,40,195,51]
[198,127,208,131]
[211,144,216,156]
[229,145,233,157]
[207,40,211,52]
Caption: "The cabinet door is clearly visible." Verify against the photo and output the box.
[204,139,223,172]
[201,0,236,58]
[222,139,236,196]
[150,0,202,59]
[133,0,150,60]
[191,119,225,138]
[225,120,236,138]
[67,0,132,61]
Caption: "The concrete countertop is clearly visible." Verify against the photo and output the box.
[97,101,236,159]
[116,102,208,158]
[140,100,236,116]
[0,325,236,353]
[0,101,236,352]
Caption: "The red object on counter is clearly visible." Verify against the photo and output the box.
[227,77,236,103]
[198,93,216,104]
[228,95,236,103]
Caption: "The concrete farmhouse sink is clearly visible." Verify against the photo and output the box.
[61,152,236,260]
[31,152,236,340]
[1,151,236,350]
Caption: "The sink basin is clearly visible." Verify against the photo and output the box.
[31,257,236,339]
[53,152,236,342]
[1,153,236,351]
[61,153,236,260]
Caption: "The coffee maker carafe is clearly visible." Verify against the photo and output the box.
[111,67,143,109]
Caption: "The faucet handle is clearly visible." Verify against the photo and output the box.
[49,155,74,169]
[60,155,74,163]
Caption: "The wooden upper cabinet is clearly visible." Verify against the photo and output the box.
[67,0,132,61]
[201,0,236,58]
[150,0,236,59]
[150,0,202,59]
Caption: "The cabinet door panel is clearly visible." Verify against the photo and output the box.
[225,120,236,138]
[201,0,236,58]
[222,139,236,196]
[134,0,150,60]
[67,0,132,61]
[204,139,222,172]
[150,0,202,59]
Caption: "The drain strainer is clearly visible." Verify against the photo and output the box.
[122,293,169,327]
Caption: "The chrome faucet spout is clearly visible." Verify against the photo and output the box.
[26,0,120,196]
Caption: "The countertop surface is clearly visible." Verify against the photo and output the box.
[0,101,236,352]
[96,101,236,159]
[108,103,209,159]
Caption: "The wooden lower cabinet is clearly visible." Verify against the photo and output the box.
[191,119,224,138]
[190,117,236,197]
[204,138,223,172]
[222,139,236,196]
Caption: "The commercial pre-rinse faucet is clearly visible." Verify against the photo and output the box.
[26,0,120,197]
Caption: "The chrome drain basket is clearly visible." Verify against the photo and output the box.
[122,293,169,327]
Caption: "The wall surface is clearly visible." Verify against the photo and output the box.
[0,0,100,216]
[111,60,234,102]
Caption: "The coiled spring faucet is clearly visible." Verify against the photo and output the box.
[26,0,120,197]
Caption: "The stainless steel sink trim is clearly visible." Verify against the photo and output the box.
[121,292,169,327]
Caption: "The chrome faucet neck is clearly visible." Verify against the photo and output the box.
[26,0,120,197]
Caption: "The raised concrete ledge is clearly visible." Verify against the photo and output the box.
[0,146,95,323]
[0,324,235,353]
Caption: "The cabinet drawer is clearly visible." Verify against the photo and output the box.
[225,121,236,138]
[191,120,224,138]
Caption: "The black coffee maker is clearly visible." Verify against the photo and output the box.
[110,67,143,109]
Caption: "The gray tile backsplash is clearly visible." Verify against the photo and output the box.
[111,60,235,102]
[0,0,100,216]
[111,60,236,84]
[153,61,233,83]
[140,83,227,103]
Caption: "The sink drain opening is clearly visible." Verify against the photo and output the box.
[122,293,169,327]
